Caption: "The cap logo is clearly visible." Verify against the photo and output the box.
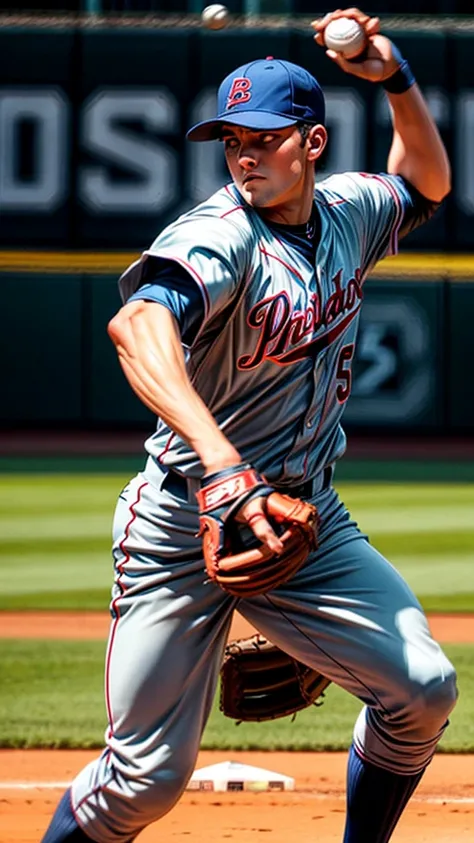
[226,77,252,110]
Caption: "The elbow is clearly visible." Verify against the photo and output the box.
[108,306,137,351]
[107,311,126,347]
[107,300,149,355]
[442,171,452,203]
[433,157,452,204]
[436,163,452,204]
[420,173,451,206]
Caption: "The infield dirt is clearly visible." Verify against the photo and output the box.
[1,610,473,643]
[1,611,473,842]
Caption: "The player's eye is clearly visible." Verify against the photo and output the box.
[260,133,277,144]
[222,136,239,149]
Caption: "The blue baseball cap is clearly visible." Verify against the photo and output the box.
[186,57,325,142]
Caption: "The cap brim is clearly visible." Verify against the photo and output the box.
[186,111,298,142]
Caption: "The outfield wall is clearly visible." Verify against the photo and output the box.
[3,267,473,434]
[0,24,473,250]
[2,24,474,434]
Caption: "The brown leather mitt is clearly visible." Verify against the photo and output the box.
[220,634,332,722]
[196,464,319,598]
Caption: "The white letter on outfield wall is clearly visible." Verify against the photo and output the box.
[80,90,178,214]
[0,89,67,211]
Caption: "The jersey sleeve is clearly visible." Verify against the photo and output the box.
[321,172,440,277]
[119,214,250,326]
[126,259,205,347]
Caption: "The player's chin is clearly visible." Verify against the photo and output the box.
[240,184,272,208]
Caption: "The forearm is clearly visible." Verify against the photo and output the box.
[386,84,451,202]
[108,300,240,473]
[312,12,450,203]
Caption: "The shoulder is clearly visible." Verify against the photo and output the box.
[315,172,409,209]
[137,186,256,289]
[141,185,256,270]
[162,184,255,243]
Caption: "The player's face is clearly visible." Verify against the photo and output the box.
[221,124,326,223]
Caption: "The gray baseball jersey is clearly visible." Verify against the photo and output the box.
[64,174,456,842]
[120,172,410,485]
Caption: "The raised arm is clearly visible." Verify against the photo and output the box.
[384,85,450,203]
[312,8,451,202]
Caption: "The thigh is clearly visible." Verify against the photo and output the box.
[238,489,450,711]
[72,475,238,837]
[106,474,236,774]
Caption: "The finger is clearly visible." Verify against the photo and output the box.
[247,512,284,554]
[325,48,347,66]
[241,498,284,553]
[337,8,371,25]
[311,10,341,31]
[366,17,380,35]
[321,8,375,35]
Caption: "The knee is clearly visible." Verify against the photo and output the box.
[126,767,190,822]
[421,665,458,724]
[101,759,193,831]
[398,662,458,735]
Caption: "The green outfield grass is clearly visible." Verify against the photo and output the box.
[0,471,473,612]
[0,639,471,751]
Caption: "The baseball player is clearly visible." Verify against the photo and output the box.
[42,8,457,843]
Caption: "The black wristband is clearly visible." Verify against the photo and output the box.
[382,60,416,95]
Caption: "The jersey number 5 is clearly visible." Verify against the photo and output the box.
[336,343,355,403]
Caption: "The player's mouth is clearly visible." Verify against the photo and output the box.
[242,174,265,185]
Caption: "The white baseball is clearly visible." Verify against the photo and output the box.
[323,17,367,60]
[201,4,230,31]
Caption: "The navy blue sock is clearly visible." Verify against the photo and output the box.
[41,788,91,842]
[343,744,424,843]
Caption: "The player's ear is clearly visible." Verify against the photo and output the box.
[307,125,327,162]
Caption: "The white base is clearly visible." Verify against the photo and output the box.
[186,760,295,792]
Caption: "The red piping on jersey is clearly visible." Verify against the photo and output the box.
[313,195,347,206]
[157,432,176,464]
[222,184,246,215]
[105,481,148,738]
[371,174,403,255]
[359,173,403,256]
[259,245,304,281]
[73,783,107,819]
[220,205,245,218]
[375,176,403,255]
[70,750,113,825]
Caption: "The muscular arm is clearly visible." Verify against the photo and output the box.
[313,9,451,202]
[108,299,282,550]
[386,84,450,203]
[108,300,240,473]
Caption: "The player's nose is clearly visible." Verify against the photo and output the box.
[238,147,258,169]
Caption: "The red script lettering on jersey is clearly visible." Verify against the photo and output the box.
[238,269,363,370]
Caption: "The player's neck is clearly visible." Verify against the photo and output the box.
[257,193,314,227]
[256,174,316,227]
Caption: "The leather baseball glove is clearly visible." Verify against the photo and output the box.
[196,463,319,597]
[220,634,332,722]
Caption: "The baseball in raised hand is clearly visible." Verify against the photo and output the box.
[312,8,400,83]
[324,17,368,60]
